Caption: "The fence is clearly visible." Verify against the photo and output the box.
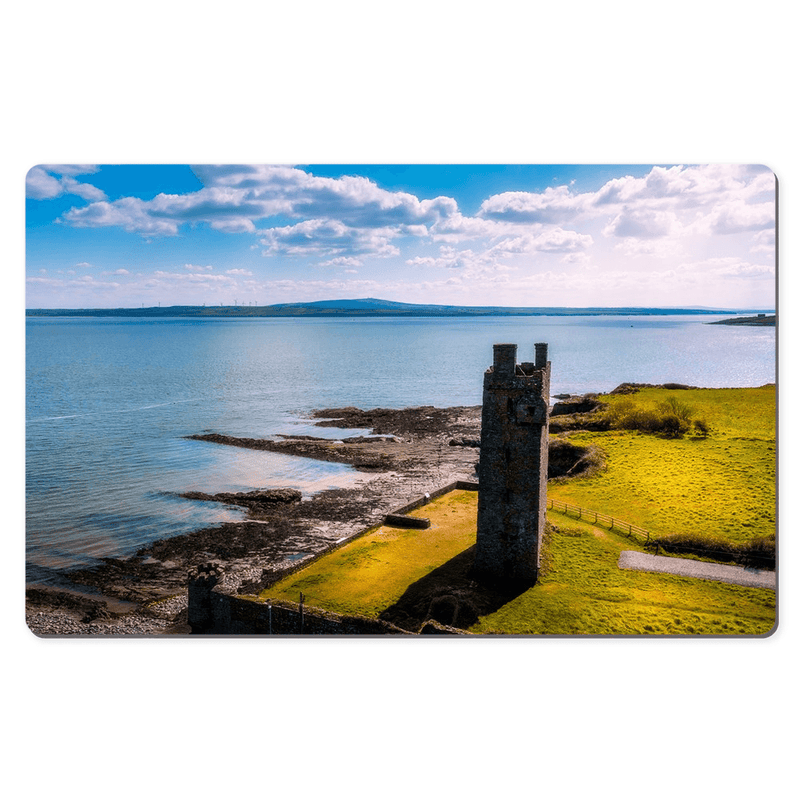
[547,498,651,545]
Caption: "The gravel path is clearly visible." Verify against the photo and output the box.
[618,550,776,589]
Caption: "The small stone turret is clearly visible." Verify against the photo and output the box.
[187,562,224,633]
[472,343,551,586]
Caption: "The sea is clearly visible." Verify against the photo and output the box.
[25,314,775,585]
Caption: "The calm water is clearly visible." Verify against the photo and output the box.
[25,314,775,582]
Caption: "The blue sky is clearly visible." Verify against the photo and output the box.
[25,163,776,309]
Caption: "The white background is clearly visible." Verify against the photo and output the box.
[5,3,794,798]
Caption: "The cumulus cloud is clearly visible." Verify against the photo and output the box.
[260,219,400,258]
[603,208,680,239]
[60,165,462,244]
[318,256,364,268]
[591,164,774,210]
[702,201,775,235]
[37,163,776,308]
[478,165,775,250]
[491,228,593,255]
[62,197,180,235]
[27,165,106,201]
[196,165,459,229]
[430,212,502,242]
[479,185,588,224]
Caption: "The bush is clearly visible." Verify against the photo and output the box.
[602,395,694,436]
[693,418,710,437]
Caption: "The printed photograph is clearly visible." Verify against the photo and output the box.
[25,164,777,636]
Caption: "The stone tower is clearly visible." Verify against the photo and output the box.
[473,342,551,586]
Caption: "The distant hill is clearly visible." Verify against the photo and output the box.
[26,298,775,318]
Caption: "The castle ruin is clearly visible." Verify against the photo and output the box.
[473,343,551,586]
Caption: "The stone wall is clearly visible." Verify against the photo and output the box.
[188,566,464,635]
[187,481,479,635]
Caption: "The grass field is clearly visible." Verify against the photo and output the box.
[260,489,478,617]
[256,386,776,635]
[259,493,775,636]
[473,511,775,635]
[548,386,776,546]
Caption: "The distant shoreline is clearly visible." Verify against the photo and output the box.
[25,299,774,319]
[709,314,776,326]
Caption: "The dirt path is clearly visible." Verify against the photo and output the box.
[618,550,775,590]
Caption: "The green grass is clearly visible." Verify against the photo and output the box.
[256,386,776,635]
[257,488,775,635]
[259,489,478,617]
[470,512,775,635]
[548,386,776,546]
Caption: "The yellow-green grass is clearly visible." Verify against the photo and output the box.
[255,387,776,634]
[258,489,478,617]
[548,386,776,546]
[257,488,774,635]
[471,511,775,635]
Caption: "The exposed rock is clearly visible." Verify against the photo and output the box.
[181,488,302,510]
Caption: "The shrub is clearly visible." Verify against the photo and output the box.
[602,395,694,437]
[692,418,710,437]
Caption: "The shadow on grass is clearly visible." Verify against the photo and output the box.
[378,544,532,632]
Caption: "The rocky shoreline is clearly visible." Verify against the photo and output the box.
[26,404,485,636]
[26,397,609,636]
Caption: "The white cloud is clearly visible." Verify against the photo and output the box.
[60,165,462,241]
[62,197,180,235]
[491,228,593,255]
[33,164,776,309]
[317,256,364,268]
[702,201,775,235]
[750,228,776,254]
[430,212,502,242]
[479,185,588,224]
[26,165,106,201]
[477,165,776,252]
[260,219,400,258]
[603,208,680,239]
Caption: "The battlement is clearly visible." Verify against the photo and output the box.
[486,342,549,386]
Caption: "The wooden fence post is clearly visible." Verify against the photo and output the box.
[299,591,304,634]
